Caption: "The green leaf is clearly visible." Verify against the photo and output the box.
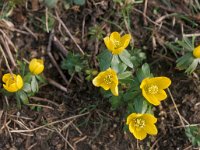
[109,95,123,110]
[23,83,32,93]
[185,126,200,147]
[31,76,38,93]
[130,48,146,68]
[61,52,87,75]
[119,50,133,68]
[74,0,85,5]
[185,59,199,74]
[118,71,132,79]
[18,91,29,104]
[17,60,26,77]
[44,0,58,8]
[35,75,46,83]
[98,50,113,71]
[127,103,135,114]
[23,73,32,83]
[15,92,21,109]
[111,55,120,72]
[123,90,140,102]
[136,63,153,82]
[176,53,193,68]
[118,63,127,73]
[133,95,149,113]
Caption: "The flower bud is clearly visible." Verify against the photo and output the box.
[29,58,44,75]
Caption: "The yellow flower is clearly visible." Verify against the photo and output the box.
[92,68,118,96]
[104,31,131,54]
[193,45,200,58]
[29,58,44,75]
[140,77,171,106]
[126,113,158,140]
[2,73,23,92]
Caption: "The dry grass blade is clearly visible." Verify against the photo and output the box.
[10,112,89,133]
[167,88,185,127]
[0,45,13,74]
[55,10,85,55]
[47,78,68,93]
[30,96,60,107]
[47,30,69,85]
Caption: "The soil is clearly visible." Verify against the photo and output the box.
[0,0,200,150]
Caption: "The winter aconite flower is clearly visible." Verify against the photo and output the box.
[92,68,118,96]
[140,77,171,106]
[29,58,44,75]
[126,113,158,140]
[2,73,23,92]
[193,45,200,58]
[104,31,131,54]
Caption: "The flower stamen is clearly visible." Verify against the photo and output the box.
[134,118,146,128]
[113,39,121,49]
[147,84,158,94]
[104,74,113,85]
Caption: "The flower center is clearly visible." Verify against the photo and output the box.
[113,39,121,49]
[147,84,158,94]
[7,77,16,86]
[104,74,113,85]
[134,118,146,128]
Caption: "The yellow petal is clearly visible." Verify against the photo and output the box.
[104,37,114,52]
[3,84,17,92]
[33,64,44,75]
[110,84,118,96]
[155,89,167,101]
[142,90,160,106]
[2,73,11,83]
[130,123,147,140]
[37,59,44,65]
[110,32,121,41]
[151,77,171,89]
[144,124,158,135]
[92,76,101,87]
[113,47,126,54]
[140,78,149,89]
[121,34,131,49]
[142,114,157,124]
[193,45,200,58]
[126,113,137,125]
[16,75,23,90]
[29,59,38,73]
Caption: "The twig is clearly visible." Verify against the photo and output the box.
[55,128,75,150]
[47,78,68,93]
[26,104,54,110]
[167,88,185,127]
[72,123,82,135]
[0,36,16,67]
[183,33,200,37]
[10,112,89,133]
[27,143,37,150]
[53,36,68,56]
[23,24,38,40]
[30,96,60,107]
[0,45,13,74]
[150,135,164,150]
[81,15,86,43]
[55,10,84,55]
[45,8,49,33]
[60,120,74,132]
[0,29,17,52]
[47,30,69,85]
[74,136,87,145]
[143,0,148,25]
